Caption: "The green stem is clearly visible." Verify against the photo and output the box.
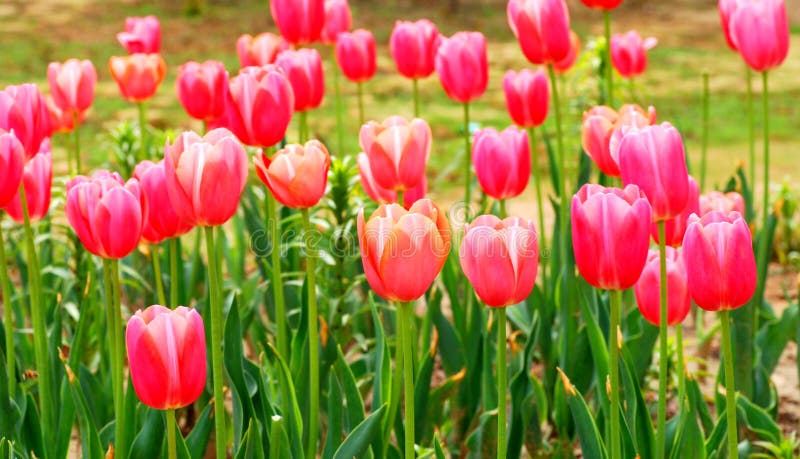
[270,415,284,458]
[412,79,420,118]
[166,409,177,459]
[628,77,636,103]
[609,290,622,459]
[0,218,16,396]
[169,238,179,308]
[527,127,547,298]
[401,301,416,459]
[298,110,309,144]
[266,191,288,361]
[496,307,507,459]
[463,101,472,209]
[357,82,365,128]
[604,10,613,107]
[383,306,404,458]
[138,101,147,162]
[102,259,122,456]
[397,189,405,209]
[152,244,167,306]
[203,226,227,459]
[720,310,738,458]
[761,71,770,235]
[73,112,81,175]
[301,208,319,459]
[676,322,686,404]
[498,199,507,219]
[106,259,127,457]
[700,72,710,191]
[656,221,668,459]
[746,67,755,194]
[547,65,568,303]
[331,53,345,157]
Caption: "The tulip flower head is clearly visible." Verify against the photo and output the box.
[502,69,549,128]
[47,59,97,117]
[6,143,52,224]
[718,0,743,51]
[729,0,789,72]
[553,31,580,74]
[507,0,572,65]
[270,0,325,45]
[651,176,699,247]
[109,54,167,103]
[472,126,530,200]
[134,160,194,244]
[117,15,161,54]
[0,84,52,159]
[389,19,442,80]
[610,30,657,78]
[46,96,84,133]
[357,152,427,209]
[335,29,377,83]
[275,48,325,112]
[435,31,488,104]
[321,0,352,44]
[254,140,331,209]
[359,116,432,192]
[634,247,691,326]
[176,60,229,122]
[699,190,745,217]
[236,33,289,68]
[0,130,25,208]
[580,0,623,10]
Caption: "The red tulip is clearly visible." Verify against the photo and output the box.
[460,215,538,307]
[270,0,325,45]
[321,0,352,44]
[357,199,451,302]
[651,176,699,247]
[502,69,549,128]
[571,184,652,290]
[335,29,377,83]
[133,160,194,244]
[163,129,248,227]
[634,247,691,326]
[359,116,431,191]
[389,19,442,80]
[66,170,145,259]
[610,31,657,78]
[718,0,742,51]
[176,60,229,122]
[682,211,756,311]
[472,126,530,200]
[435,31,488,103]
[109,54,167,102]
[507,0,572,65]
[46,96,84,133]
[5,142,52,224]
[0,84,52,159]
[357,153,427,209]
[699,191,745,217]
[47,59,97,117]
[0,130,25,208]
[580,0,622,10]
[126,305,206,410]
[729,0,789,72]
[275,49,325,112]
[618,122,689,221]
[236,33,289,68]
[117,15,161,54]
[254,140,330,209]
[553,31,580,74]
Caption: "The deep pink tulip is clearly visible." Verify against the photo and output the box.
[699,191,746,217]
[472,126,530,200]
[321,0,352,44]
[580,0,622,9]
[357,153,426,209]
[502,69,549,128]
[618,122,689,221]
[254,140,330,209]
[46,96,84,133]
[729,0,789,72]
[571,184,652,290]
[718,0,742,51]
[610,31,657,78]
[236,33,289,68]
[47,59,97,117]
[275,49,325,112]
[682,211,756,311]
[6,142,52,224]
[460,215,538,307]
[126,305,206,410]
[163,129,248,227]
[0,130,25,208]
[389,19,441,80]
[335,29,377,83]
[134,160,194,244]
[553,31,580,74]
[270,0,325,45]
[176,61,229,122]
[0,84,52,159]
[117,15,161,54]
[357,199,451,302]
[507,0,572,65]
[634,247,691,326]
[651,176,699,247]
[435,32,488,103]
[109,54,167,102]
[66,170,145,259]
[359,116,431,191]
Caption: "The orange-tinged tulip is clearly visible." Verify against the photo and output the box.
[236,33,289,68]
[699,190,745,217]
[254,140,330,209]
[634,247,691,326]
[357,152,426,209]
[359,116,431,192]
[109,53,167,102]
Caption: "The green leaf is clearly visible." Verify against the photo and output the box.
[334,345,365,430]
[557,368,608,459]
[234,419,265,459]
[333,404,387,459]
[414,333,436,445]
[185,403,214,459]
[265,344,304,459]
[429,295,464,375]
[128,407,166,459]
[736,394,781,444]
[65,365,104,459]
[223,294,255,451]
[323,370,344,459]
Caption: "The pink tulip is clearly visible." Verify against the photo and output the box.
[507,0,572,65]
[133,160,194,244]
[0,130,25,208]
[618,122,689,221]
[126,305,206,410]
[699,191,746,217]
[357,199,451,302]
[275,49,325,112]
[176,61,228,123]
[163,129,248,227]
[47,59,97,117]
[109,54,167,102]
[502,69,549,128]
[117,15,161,54]
[236,33,289,68]
[651,176,699,247]
[718,0,742,51]
[682,211,756,311]
[357,153,426,209]
[606,104,657,169]
[270,0,325,45]
[0,84,52,159]
[634,247,691,326]
[610,30,657,78]
[581,106,619,176]
[254,140,330,209]
[335,29,377,83]
[435,32,488,103]
[553,31,580,74]
[321,0,352,44]
[729,0,789,72]
[5,142,52,224]
[66,170,145,259]
[571,184,652,290]
[580,0,623,9]
[46,96,84,133]
[389,19,442,80]
[472,126,530,200]
[359,116,431,191]
[460,215,538,307]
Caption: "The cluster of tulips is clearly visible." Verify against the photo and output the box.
[0,0,792,457]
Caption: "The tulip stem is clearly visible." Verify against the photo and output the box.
[1,218,16,397]
[609,289,622,459]
[169,238,179,308]
[676,322,686,404]
[166,409,177,459]
[203,226,227,459]
[138,101,148,162]
[102,260,119,453]
[746,66,755,196]
[397,190,405,209]
[301,208,319,459]
[331,53,345,157]
[400,300,416,459]
[527,127,547,297]
[700,72,709,191]
[73,112,81,176]
[463,101,472,209]
[383,305,404,458]
[604,10,613,107]
[152,244,167,306]
[497,307,507,459]
[357,82,365,128]
[547,64,568,313]
[412,78,420,118]
[720,310,738,458]
[761,71,770,238]
[498,199,507,219]
[265,191,288,362]
[656,221,668,459]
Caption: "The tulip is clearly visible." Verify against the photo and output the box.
[502,69,549,128]
[553,31,580,74]
[606,104,657,168]
[651,176,699,247]
[176,61,229,123]
[357,153,426,209]
[270,0,325,45]
[321,0,352,44]
[254,140,330,209]
[389,19,441,80]
[359,116,431,191]
[335,29,377,83]
[581,106,619,176]
[47,59,97,116]
[126,305,206,410]
[472,127,530,200]
[507,0,572,65]
[618,122,689,221]
[0,130,25,208]
[163,128,248,227]
[718,0,742,51]
[435,31,488,104]
[236,33,288,67]
[729,0,789,72]
[634,247,691,326]
[699,190,745,216]
[580,0,622,9]
[46,96,84,133]
[0,84,52,159]
[275,49,325,112]
[610,30,657,78]
[134,160,193,244]
[117,15,161,54]
[109,54,167,102]
[5,145,52,224]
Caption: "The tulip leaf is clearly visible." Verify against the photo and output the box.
[369,302,392,457]
[620,345,656,458]
[185,403,214,459]
[557,368,608,459]
[736,393,781,444]
[265,343,304,459]
[65,365,104,459]
[235,419,265,459]
[128,407,165,459]
[223,294,255,451]
[334,345,365,431]
[323,370,344,459]
[414,328,436,445]
[429,292,464,376]
[332,404,387,459]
